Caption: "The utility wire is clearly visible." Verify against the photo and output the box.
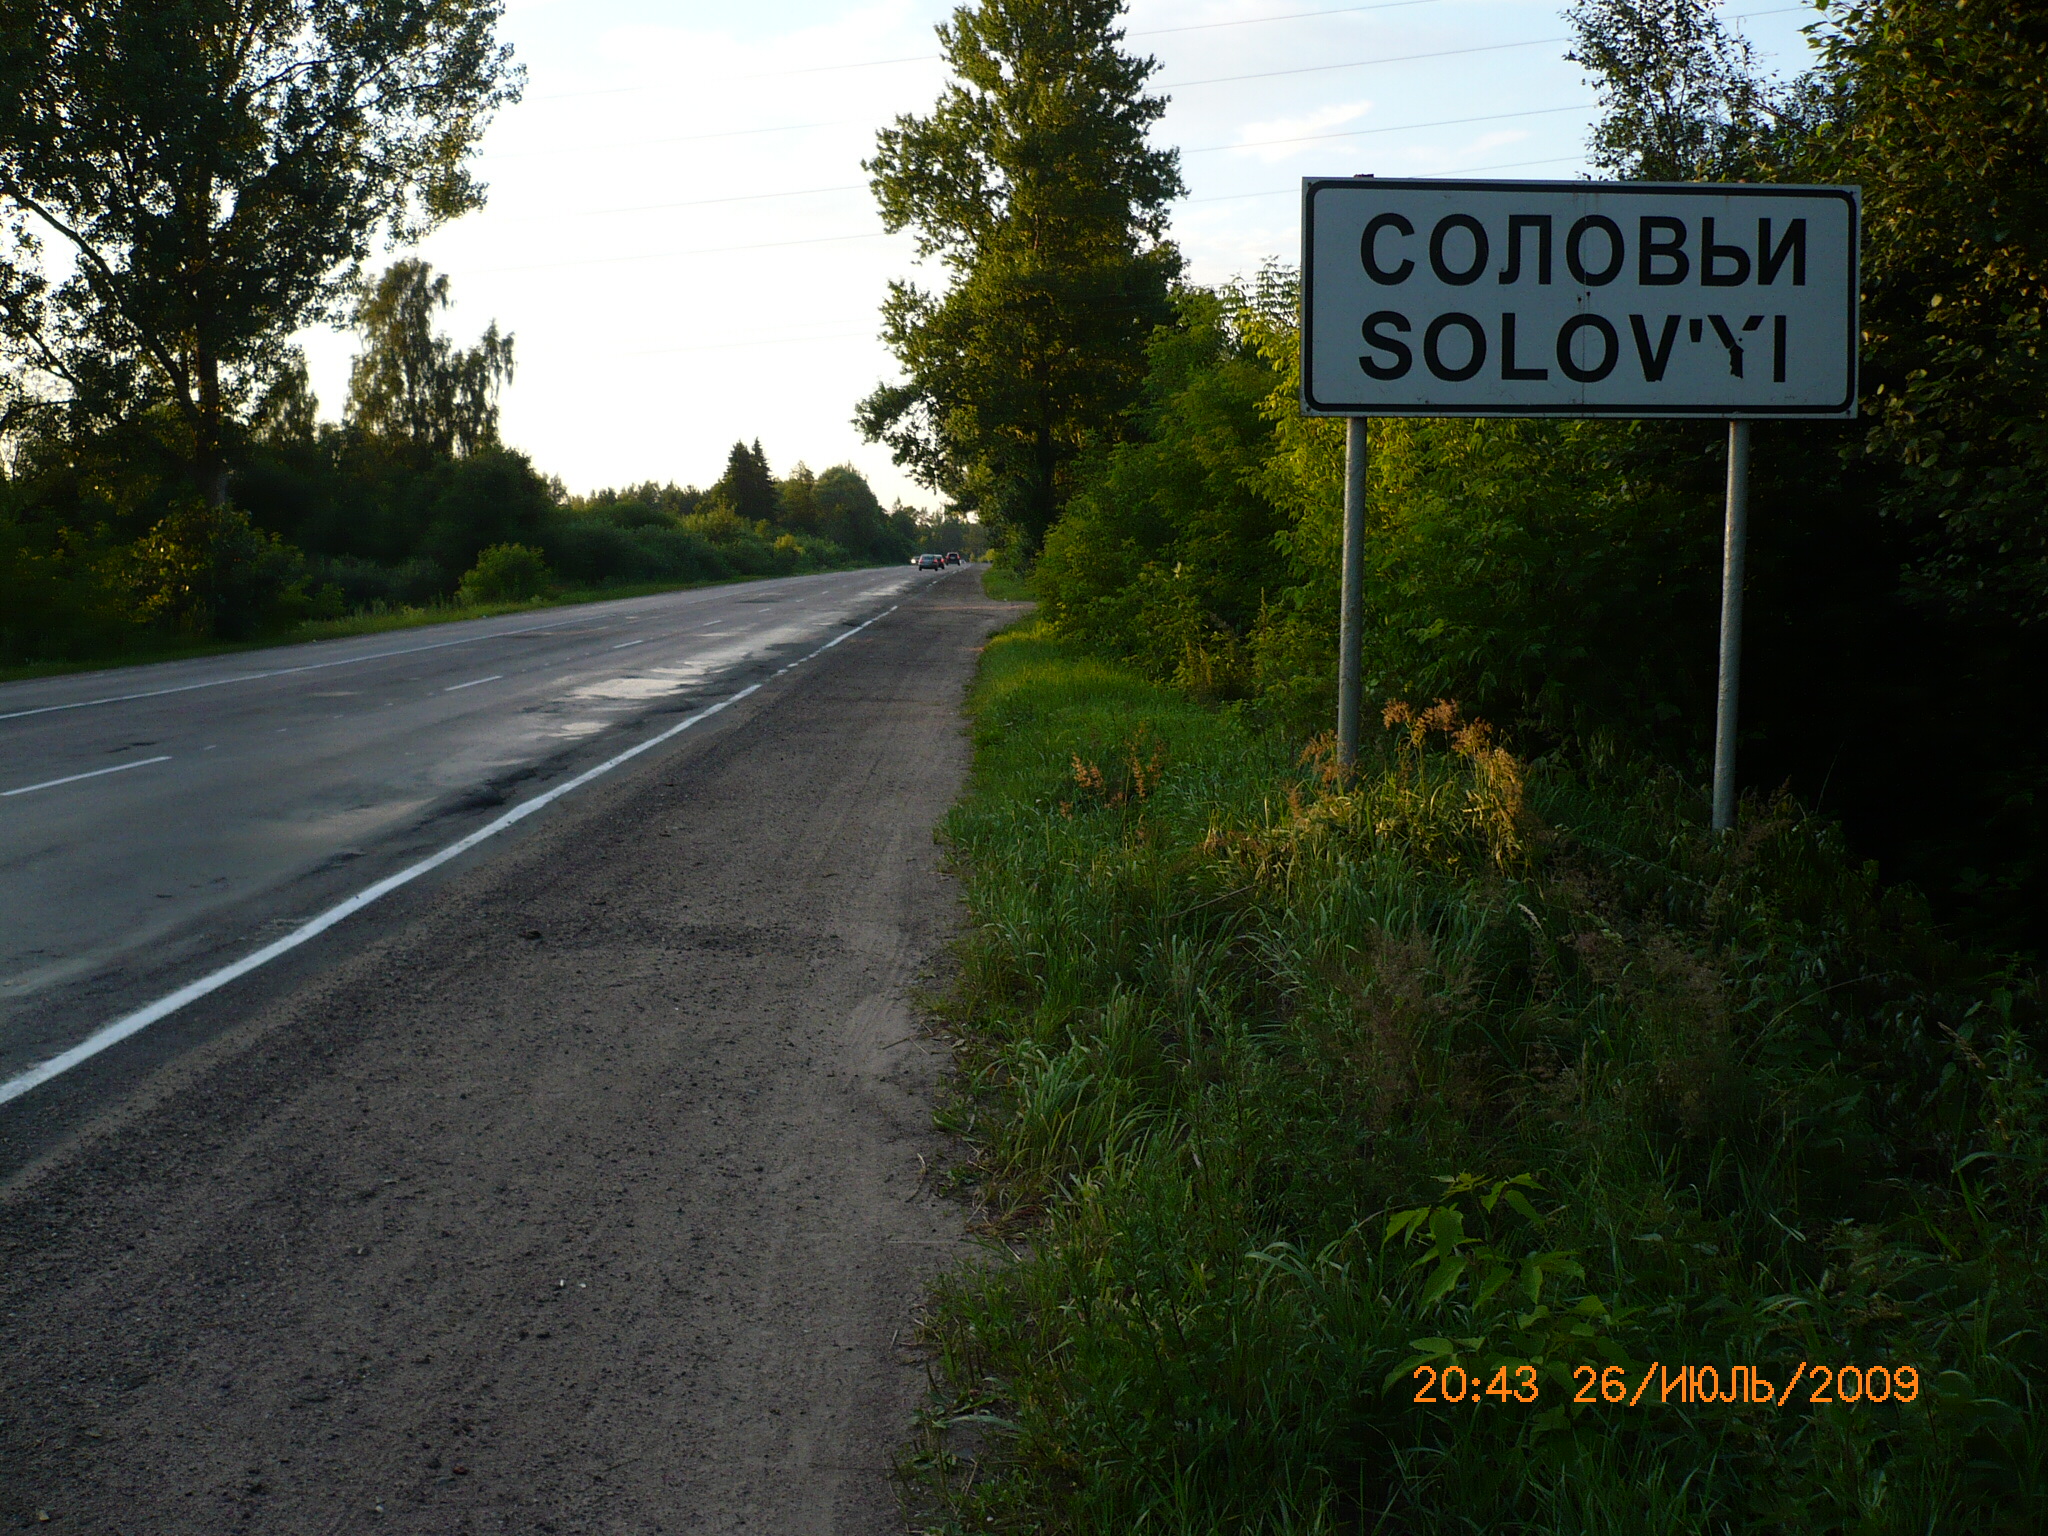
[1184,101,1591,154]
[562,100,1596,219]
[527,5,1804,103]
[593,152,1591,356]
[489,121,834,162]
[475,102,1599,264]
[1160,4,1803,87]
[1139,0,1441,37]
[496,98,1591,169]
[1185,151,1584,200]
[529,0,1449,101]
[1166,33,1564,87]
[475,231,891,276]
[581,183,867,218]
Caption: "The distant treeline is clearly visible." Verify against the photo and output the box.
[237,431,920,613]
[0,261,930,665]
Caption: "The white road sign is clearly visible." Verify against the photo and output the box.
[1301,178,1859,417]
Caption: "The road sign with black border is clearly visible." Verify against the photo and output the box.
[1301,177,1859,418]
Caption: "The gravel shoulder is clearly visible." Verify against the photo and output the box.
[0,578,1025,1534]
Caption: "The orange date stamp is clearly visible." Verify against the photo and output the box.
[1411,1360,1922,1409]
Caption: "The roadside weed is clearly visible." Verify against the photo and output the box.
[908,623,2045,1535]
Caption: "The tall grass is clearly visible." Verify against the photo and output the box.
[910,622,2045,1534]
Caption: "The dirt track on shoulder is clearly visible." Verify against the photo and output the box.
[0,580,1021,1534]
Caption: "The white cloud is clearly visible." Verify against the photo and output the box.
[1229,100,1371,163]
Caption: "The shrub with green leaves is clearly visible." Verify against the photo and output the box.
[456,541,551,604]
[127,499,310,639]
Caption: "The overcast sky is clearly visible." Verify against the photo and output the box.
[294,0,1824,508]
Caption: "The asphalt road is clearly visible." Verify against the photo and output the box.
[0,566,935,1094]
[0,569,1022,1533]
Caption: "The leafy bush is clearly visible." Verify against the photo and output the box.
[1035,287,1286,695]
[0,513,135,663]
[126,499,309,639]
[456,542,551,604]
[540,518,729,588]
[304,553,446,611]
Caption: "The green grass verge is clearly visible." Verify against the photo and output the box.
[981,564,1034,603]
[909,621,2045,1535]
[0,567,872,687]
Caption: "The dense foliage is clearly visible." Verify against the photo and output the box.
[1822,0,2048,627]
[1026,0,2048,951]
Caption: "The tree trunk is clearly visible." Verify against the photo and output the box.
[186,170,230,507]
[195,342,228,506]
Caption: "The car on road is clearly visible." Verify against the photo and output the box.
[916,553,943,570]
[944,551,961,565]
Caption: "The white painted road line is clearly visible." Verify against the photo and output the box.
[443,675,503,692]
[611,639,646,649]
[0,600,904,1107]
[3,755,172,798]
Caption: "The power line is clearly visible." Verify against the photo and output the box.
[1185,101,1592,154]
[474,231,891,277]
[499,151,1597,292]
[581,183,867,218]
[479,101,1602,266]
[529,0,1448,102]
[1163,5,1803,87]
[508,2,1798,173]
[1137,0,1441,36]
[530,4,1803,104]
[567,99,1597,221]
[476,98,1591,180]
[592,154,1596,356]
[488,120,836,162]
[613,331,874,358]
[1166,33,1566,87]
[1183,151,1584,200]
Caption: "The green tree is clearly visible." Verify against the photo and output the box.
[1563,0,1802,180]
[714,439,778,524]
[249,352,320,450]
[777,460,821,536]
[0,0,521,502]
[814,463,902,557]
[345,260,513,458]
[857,0,1183,555]
[1036,285,1288,691]
[1820,0,2048,625]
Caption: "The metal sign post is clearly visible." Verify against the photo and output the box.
[1300,177,1859,822]
[1337,416,1368,766]
[1713,420,1751,831]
